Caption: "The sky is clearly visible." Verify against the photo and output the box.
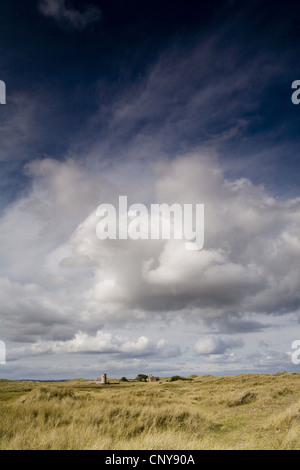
[1,0,300,380]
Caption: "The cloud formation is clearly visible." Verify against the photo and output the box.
[38,0,101,30]
[9,330,180,360]
[1,150,300,363]
[194,336,244,356]
[1,0,300,382]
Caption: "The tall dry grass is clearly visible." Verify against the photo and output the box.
[1,373,300,450]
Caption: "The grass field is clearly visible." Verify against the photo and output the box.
[1,372,300,450]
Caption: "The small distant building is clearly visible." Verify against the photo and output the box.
[146,374,160,382]
[96,373,107,384]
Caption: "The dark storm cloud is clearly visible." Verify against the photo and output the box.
[206,313,269,334]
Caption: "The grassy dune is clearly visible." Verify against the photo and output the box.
[1,373,300,450]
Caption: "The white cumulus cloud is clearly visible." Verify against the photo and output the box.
[194,336,244,356]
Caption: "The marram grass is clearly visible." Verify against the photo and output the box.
[1,373,300,450]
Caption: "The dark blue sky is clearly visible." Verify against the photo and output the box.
[1,0,300,205]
